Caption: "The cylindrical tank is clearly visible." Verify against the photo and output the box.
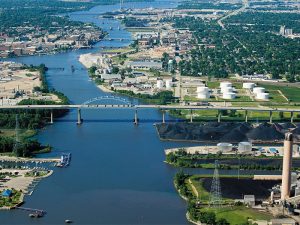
[217,143,233,152]
[253,87,265,94]
[223,92,236,99]
[165,79,172,89]
[238,142,252,152]
[243,82,255,89]
[197,92,210,99]
[156,80,164,89]
[220,82,232,89]
[256,93,269,100]
[197,86,209,93]
[281,133,293,200]
[221,87,234,93]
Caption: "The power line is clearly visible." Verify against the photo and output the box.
[13,114,22,155]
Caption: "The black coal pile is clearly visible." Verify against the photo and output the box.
[156,121,289,143]
[246,122,284,141]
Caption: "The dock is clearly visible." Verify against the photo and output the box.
[56,153,72,168]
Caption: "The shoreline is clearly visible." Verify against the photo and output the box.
[0,155,60,163]
[0,169,54,210]
[97,84,114,93]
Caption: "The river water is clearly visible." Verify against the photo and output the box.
[0,1,278,224]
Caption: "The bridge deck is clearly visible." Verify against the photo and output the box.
[0,104,299,113]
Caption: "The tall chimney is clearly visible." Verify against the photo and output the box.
[281,133,293,200]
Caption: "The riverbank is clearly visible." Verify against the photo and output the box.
[174,171,274,224]
[0,168,54,209]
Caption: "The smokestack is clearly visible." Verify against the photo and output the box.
[281,133,293,200]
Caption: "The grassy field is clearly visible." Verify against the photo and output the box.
[261,84,300,102]
[202,206,272,224]
[188,175,272,224]
[172,109,298,122]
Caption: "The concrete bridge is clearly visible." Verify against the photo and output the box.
[1,104,300,125]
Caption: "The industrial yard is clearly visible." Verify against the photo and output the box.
[172,132,300,224]
[0,62,59,105]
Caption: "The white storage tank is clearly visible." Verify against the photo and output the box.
[223,92,236,99]
[156,80,164,89]
[217,143,233,152]
[238,142,252,152]
[253,87,265,94]
[221,87,234,93]
[243,82,255,89]
[197,92,210,99]
[165,79,172,89]
[197,86,209,93]
[220,82,232,89]
[256,92,269,100]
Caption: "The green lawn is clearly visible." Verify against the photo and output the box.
[202,206,272,224]
[261,84,300,102]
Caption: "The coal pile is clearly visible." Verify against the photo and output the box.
[156,122,292,143]
[201,177,279,200]
[246,122,284,141]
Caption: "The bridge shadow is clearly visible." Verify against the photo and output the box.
[54,119,184,123]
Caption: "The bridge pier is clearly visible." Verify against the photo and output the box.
[162,110,166,124]
[50,110,54,124]
[218,110,221,123]
[134,109,138,125]
[291,111,294,123]
[269,111,273,123]
[190,109,193,123]
[245,110,248,123]
[77,108,82,125]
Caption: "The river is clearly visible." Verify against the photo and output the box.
[0,1,278,224]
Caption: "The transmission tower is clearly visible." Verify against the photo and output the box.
[120,0,124,11]
[13,114,21,155]
[209,160,222,208]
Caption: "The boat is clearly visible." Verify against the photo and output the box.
[65,220,73,223]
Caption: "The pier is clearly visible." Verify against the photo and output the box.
[56,153,72,168]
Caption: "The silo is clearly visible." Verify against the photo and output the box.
[165,79,172,89]
[222,92,236,99]
[281,133,293,200]
[217,143,233,152]
[156,80,164,89]
[243,82,255,89]
[253,87,265,94]
[256,93,269,100]
[238,142,252,152]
